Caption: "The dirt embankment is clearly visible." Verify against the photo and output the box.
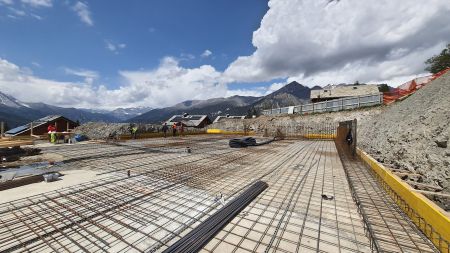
[359,73,450,210]
[212,73,450,210]
[74,122,161,140]
[210,107,383,134]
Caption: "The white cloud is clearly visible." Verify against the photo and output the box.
[30,13,42,20]
[201,49,212,58]
[8,7,26,16]
[287,43,445,87]
[64,67,99,85]
[116,57,227,108]
[266,82,286,94]
[21,0,52,7]
[72,1,93,26]
[180,53,195,61]
[0,58,99,108]
[224,0,450,86]
[225,88,266,98]
[0,57,258,110]
[5,6,45,20]
[105,40,126,54]
[0,0,13,5]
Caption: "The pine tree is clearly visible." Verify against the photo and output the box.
[425,44,450,74]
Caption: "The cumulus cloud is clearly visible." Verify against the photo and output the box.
[0,58,99,108]
[21,0,52,8]
[116,57,227,108]
[72,1,93,26]
[201,49,212,58]
[0,57,255,109]
[224,0,450,86]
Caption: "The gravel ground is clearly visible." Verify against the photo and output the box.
[77,74,449,210]
[74,122,160,140]
[359,72,450,210]
[212,74,449,210]
[209,106,383,134]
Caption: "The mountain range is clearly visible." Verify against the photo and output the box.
[0,92,152,128]
[130,81,316,123]
[0,81,315,128]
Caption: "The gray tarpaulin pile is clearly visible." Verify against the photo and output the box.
[229,137,274,148]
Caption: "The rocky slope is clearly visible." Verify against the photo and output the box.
[131,82,315,123]
[209,107,382,133]
[74,122,161,139]
[359,72,450,210]
[130,96,260,123]
[211,74,450,210]
[251,81,312,109]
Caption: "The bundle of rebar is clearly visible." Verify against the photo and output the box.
[163,180,269,253]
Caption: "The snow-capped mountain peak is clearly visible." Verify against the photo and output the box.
[0,91,28,108]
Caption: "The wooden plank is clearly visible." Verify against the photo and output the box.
[0,140,33,148]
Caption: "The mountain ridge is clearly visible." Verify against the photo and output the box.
[130,81,313,123]
[0,80,316,127]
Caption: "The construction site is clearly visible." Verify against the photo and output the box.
[0,71,449,253]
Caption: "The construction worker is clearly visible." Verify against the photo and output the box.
[47,124,53,142]
[132,126,138,139]
[47,124,56,143]
[162,123,169,138]
[180,123,185,137]
[172,123,177,137]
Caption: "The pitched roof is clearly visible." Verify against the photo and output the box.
[5,115,72,136]
[165,115,211,127]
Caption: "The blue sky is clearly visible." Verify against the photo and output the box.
[0,0,448,109]
[0,0,267,88]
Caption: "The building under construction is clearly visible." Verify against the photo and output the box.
[0,121,448,253]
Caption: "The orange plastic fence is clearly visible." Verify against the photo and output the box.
[383,68,450,104]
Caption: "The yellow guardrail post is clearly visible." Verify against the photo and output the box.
[206,129,255,135]
[357,148,450,252]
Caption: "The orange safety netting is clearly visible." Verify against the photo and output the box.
[383,68,450,104]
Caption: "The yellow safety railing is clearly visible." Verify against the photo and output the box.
[303,133,336,139]
[207,129,336,139]
[206,129,255,135]
[357,148,450,252]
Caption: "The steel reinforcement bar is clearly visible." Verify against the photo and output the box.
[357,148,450,253]
[162,181,268,253]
